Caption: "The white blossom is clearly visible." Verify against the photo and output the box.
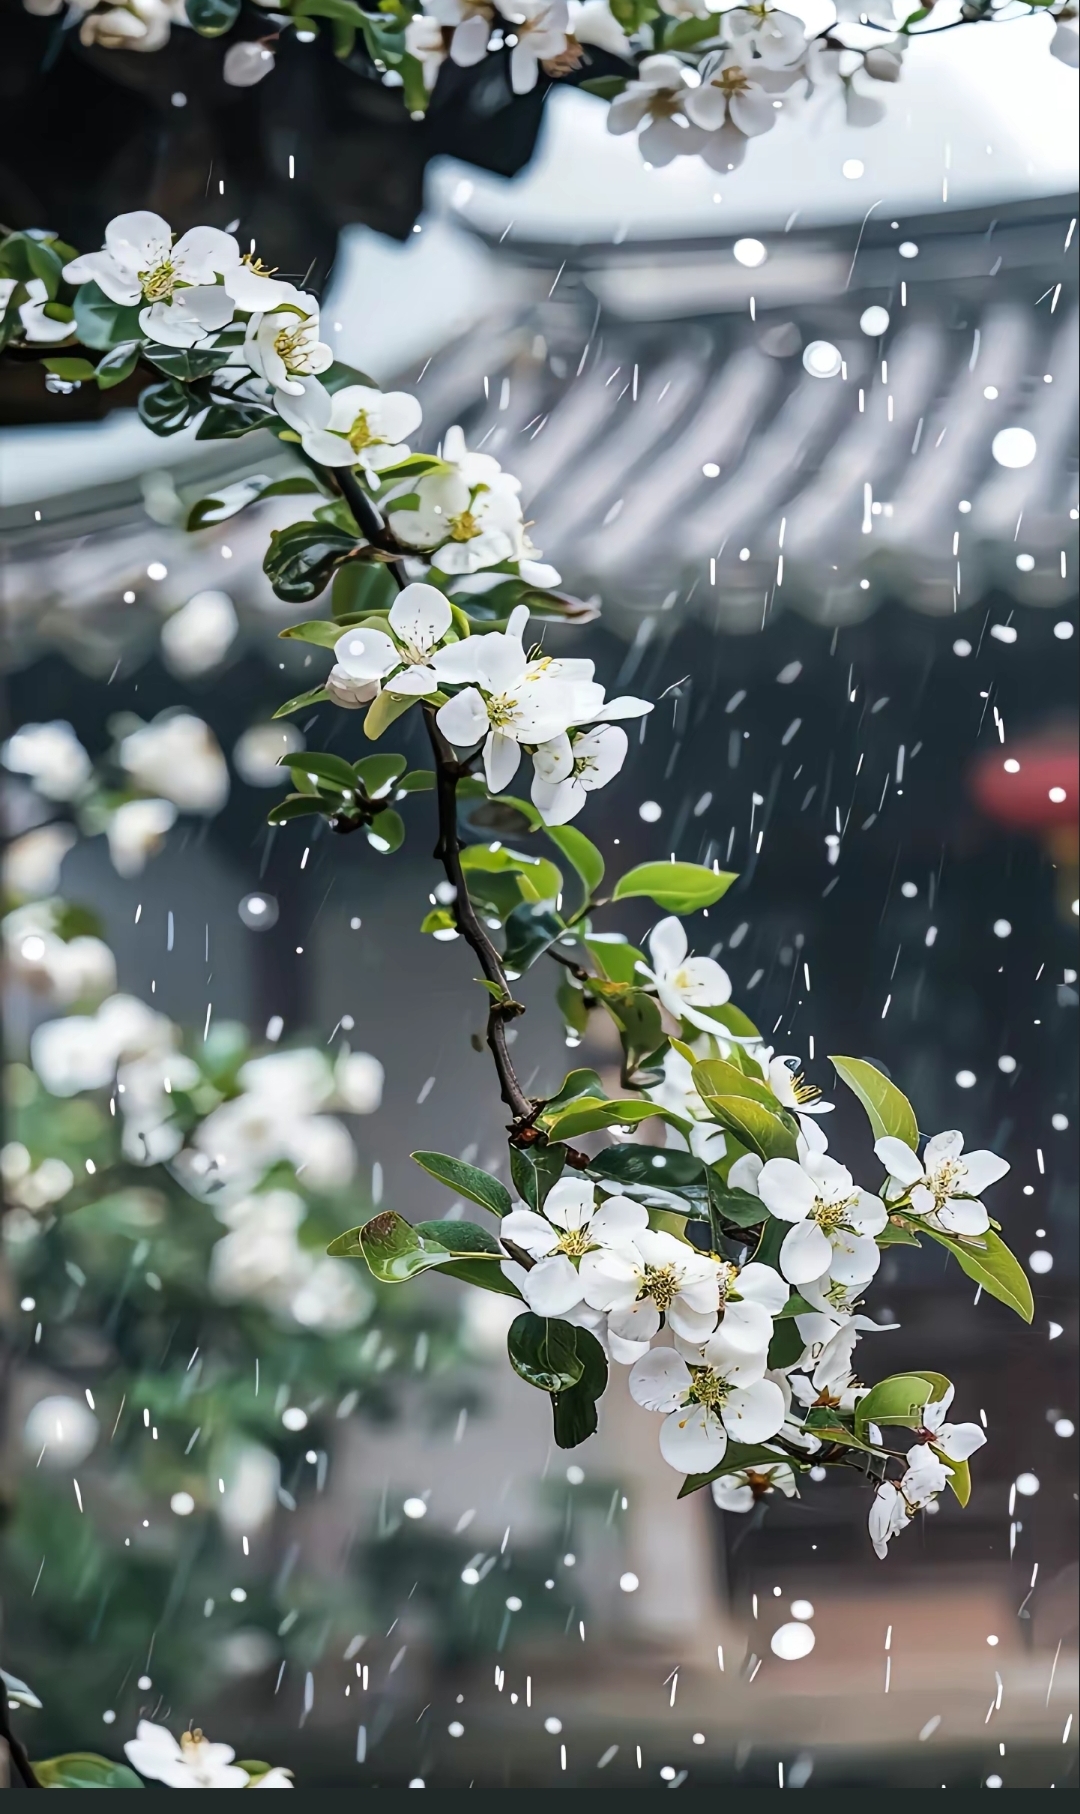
[530,723,628,824]
[639,915,732,1032]
[7,277,75,344]
[684,49,778,140]
[499,1177,648,1318]
[711,1459,797,1511]
[606,55,704,166]
[63,215,237,335]
[2,825,77,900]
[273,378,421,472]
[77,0,188,52]
[243,293,333,396]
[726,5,806,70]
[869,1446,953,1559]
[405,13,448,87]
[874,1129,1006,1237]
[435,606,576,790]
[750,1152,887,1286]
[388,427,527,574]
[2,720,91,800]
[501,0,570,94]
[580,1226,729,1351]
[568,0,630,57]
[1051,17,1079,66]
[124,1721,251,1789]
[106,798,178,876]
[332,582,468,699]
[325,669,380,710]
[428,0,495,68]
[119,713,229,814]
[629,1338,786,1473]
[160,590,238,678]
[913,1384,987,1466]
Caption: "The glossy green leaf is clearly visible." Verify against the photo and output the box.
[42,356,96,381]
[854,1373,935,1442]
[696,1001,763,1044]
[580,73,628,98]
[678,1441,795,1498]
[354,753,407,799]
[612,861,738,913]
[502,901,564,973]
[587,1143,705,1192]
[922,1227,1033,1323]
[368,808,404,852]
[510,1142,566,1212]
[691,1057,779,1112]
[272,685,329,720]
[708,1180,767,1230]
[32,1754,144,1789]
[73,281,144,350]
[877,1218,923,1247]
[144,340,233,381]
[279,750,356,792]
[583,935,646,988]
[605,989,666,1082]
[507,1313,584,1393]
[941,1452,971,1506]
[702,1095,799,1162]
[411,1151,512,1218]
[830,1055,919,1149]
[95,340,141,389]
[546,1098,683,1142]
[344,1209,501,1280]
[551,1326,608,1449]
[420,907,456,935]
[197,398,276,440]
[267,793,327,826]
[278,618,341,649]
[264,522,361,604]
[543,824,604,901]
[137,378,195,437]
[363,688,416,741]
[331,559,396,619]
[767,1316,805,1370]
[185,0,241,32]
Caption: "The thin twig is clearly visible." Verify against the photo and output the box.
[0,1694,40,1789]
[423,709,538,1133]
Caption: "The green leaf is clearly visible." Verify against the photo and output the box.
[354,753,407,798]
[197,399,276,440]
[696,1001,763,1044]
[691,1057,779,1112]
[543,824,604,901]
[264,522,361,604]
[877,1218,923,1247]
[666,11,722,45]
[508,1314,584,1393]
[144,341,233,382]
[830,1055,919,1149]
[612,861,738,914]
[31,1754,144,1789]
[584,935,646,988]
[546,1098,681,1142]
[551,1327,607,1449]
[95,340,141,389]
[187,474,275,530]
[346,1209,502,1281]
[411,1151,512,1219]
[510,1143,565,1212]
[267,793,327,825]
[420,906,456,935]
[363,688,416,741]
[397,769,434,795]
[941,1452,971,1507]
[678,1441,795,1498]
[921,1227,1033,1323]
[278,619,341,649]
[42,356,95,381]
[767,1317,805,1370]
[137,378,195,437]
[502,901,564,973]
[368,808,404,852]
[272,685,329,720]
[702,1096,799,1162]
[588,1143,705,1192]
[73,281,144,350]
[185,0,241,32]
[605,988,666,1084]
[708,1180,767,1230]
[854,1373,935,1442]
[331,558,396,619]
[279,750,356,793]
[580,73,629,98]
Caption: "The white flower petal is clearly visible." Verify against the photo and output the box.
[756,1157,817,1223]
[722,1377,786,1444]
[628,1343,692,1413]
[436,687,489,748]
[937,1197,990,1236]
[333,627,398,682]
[958,1149,1010,1195]
[518,1253,583,1317]
[734,1261,789,1313]
[483,731,521,793]
[500,1207,559,1257]
[648,915,688,974]
[659,1402,727,1473]
[874,1135,923,1185]
[388,581,451,652]
[780,1218,833,1283]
